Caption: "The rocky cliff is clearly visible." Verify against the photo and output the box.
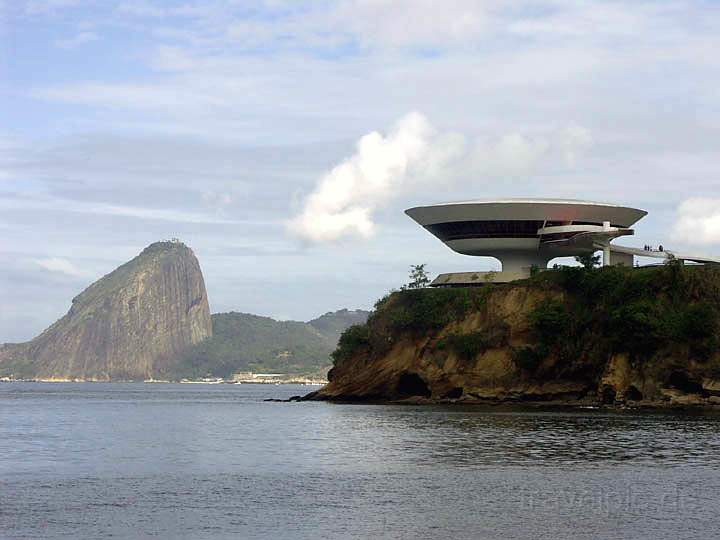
[0,241,212,380]
[308,263,720,407]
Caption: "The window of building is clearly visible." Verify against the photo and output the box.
[425,220,545,241]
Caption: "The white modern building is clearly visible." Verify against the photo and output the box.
[405,198,719,285]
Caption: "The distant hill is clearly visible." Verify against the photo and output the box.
[169,309,370,379]
[0,239,369,381]
[308,309,371,344]
[0,241,212,381]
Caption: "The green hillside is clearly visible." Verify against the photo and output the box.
[308,309,371,344]
[168,309,369,379]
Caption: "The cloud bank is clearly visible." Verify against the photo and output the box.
[34,257,87,278]
[672,198,720,245]
[287,112,464,243]
[289,113,594,243]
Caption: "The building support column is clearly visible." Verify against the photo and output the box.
[602,221,611,266]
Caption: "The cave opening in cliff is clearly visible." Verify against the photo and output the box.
[443,387,464,399]
[396,373,432,398]
[667,371,706,395]
[600,385,616,404]
[625,385,643,401]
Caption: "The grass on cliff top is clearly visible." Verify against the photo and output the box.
[331,262,720,375]
[332,287,492,364]
[518,262,720,375]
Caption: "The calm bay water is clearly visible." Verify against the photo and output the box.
[1,382,719,539]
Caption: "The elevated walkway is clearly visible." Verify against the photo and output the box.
[609,245,720,265]
[431,245,720,287]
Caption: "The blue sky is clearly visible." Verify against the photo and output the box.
[2,0,720,342]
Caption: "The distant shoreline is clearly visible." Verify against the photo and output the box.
[0,377,327,385]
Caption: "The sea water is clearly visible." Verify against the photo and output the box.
[1,382,719,539]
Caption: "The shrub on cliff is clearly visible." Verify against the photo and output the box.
[332,324,370,363]
[607,300,665,356]
[668,302,719,360]
[330,264,720,376]
[387,288,488,333]
[528,264,720,366]
[528,299,570,343]
[439,322,510,360]
[511,345,548,372]
[331,287,491,365]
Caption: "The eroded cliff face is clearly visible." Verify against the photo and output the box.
[0,241,212,380]
[309,266,720,407]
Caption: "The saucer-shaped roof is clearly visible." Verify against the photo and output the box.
[405,198,647,228]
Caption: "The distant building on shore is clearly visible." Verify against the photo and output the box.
[405,198,720,285]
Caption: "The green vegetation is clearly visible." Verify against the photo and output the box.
[385,287,489,333]
[0,348,38,379]
[517,262,720,375]
[438,322,510,360]
[331,287,492,364]
[171,309,369,379]
[403,264,431,289]
[511,345,547,372]
[332,324,370,363]
[331,262,720,381]
[574,252,601,269]
[307,309,370,344]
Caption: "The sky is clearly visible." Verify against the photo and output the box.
[1,0,720,342]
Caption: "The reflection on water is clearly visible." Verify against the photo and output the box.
[369,407,720,467]
[1,383,719,540]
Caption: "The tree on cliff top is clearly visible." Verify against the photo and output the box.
[575,252,601,269]
[404,264,431,289]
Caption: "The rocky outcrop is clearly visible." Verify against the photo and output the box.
[307,265,720,407]
[0,241,212,380]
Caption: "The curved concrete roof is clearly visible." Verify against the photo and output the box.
[405,199,648,228]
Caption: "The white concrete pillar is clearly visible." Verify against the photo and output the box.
[497,253,550,273]
[603,245,611,266]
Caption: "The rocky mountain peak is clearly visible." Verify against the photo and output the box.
[0,241,212,381]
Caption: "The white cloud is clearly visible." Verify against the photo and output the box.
[287,112,464,243]
[150,45,199,72]
[469,126,593,178]
[508,3,649,39]
[24,0,85,15]
[115,1,211,18]
[559,126,594,167]
[115,1,166,18]
[672,198,720,245]
[55,31,98,49]
[33,81,227,110]
[335,0,491,48]
[0,196,249,225]
[34,257,86,278]
[202,191,233,214]
[287,112,595,243]
[470,133,549,177]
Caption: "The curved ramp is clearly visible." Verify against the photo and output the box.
[610,245,720,265]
